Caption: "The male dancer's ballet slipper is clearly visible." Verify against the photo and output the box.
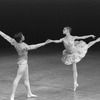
[27,94,38,98]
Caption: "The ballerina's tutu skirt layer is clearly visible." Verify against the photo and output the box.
[62,41,88,65]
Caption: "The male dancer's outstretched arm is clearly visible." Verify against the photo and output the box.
[0,31,16,45]
[28,39,51,50]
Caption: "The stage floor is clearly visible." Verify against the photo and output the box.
[0,50,100,100]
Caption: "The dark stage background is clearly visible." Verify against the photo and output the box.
[0,0,100,52]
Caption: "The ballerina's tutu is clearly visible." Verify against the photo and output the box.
[62,40,88,65]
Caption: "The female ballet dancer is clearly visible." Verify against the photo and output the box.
[0,31,50,100]
[50,26,100,91]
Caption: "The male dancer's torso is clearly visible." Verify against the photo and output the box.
[13,41,29,64]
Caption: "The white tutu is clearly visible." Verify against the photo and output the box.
[62,40,88,65]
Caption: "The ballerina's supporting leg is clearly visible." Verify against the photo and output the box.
[72,62,79,91]
[23,65,37,98]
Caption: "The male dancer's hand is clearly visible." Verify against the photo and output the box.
[45,39,52,44]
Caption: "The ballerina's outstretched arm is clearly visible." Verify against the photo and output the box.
[50,38,64,43]
[74,34,95,40]
[28,39,51,50]
[0,31,16,45]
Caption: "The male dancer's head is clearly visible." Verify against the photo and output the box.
[14,32,25,43]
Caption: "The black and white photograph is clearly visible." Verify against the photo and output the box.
[0,0,100,100]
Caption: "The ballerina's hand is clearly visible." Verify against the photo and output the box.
[45,39,52,44]
[91,35,96,39]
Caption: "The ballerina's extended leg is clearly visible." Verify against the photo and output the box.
[88,37,100,48]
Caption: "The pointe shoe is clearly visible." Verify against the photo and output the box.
[27,94,38,98]
[10,95,14,100]
[10,97,14,100]
[74,83,79,91]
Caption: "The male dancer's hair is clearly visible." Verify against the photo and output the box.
[14,32,23,43]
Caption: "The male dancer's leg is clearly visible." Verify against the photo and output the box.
[10,64,25,100]
[23,64,37,98]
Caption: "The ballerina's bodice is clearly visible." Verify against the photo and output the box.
[63,37,75,53]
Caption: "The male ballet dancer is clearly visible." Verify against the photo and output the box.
[0,31,50,100]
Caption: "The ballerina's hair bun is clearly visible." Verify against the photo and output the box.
[64,26,72,32]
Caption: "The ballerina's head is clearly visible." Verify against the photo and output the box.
[63,26,72,37]
[14,32,25,43]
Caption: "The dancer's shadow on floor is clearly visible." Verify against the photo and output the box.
[3,94,38,100]
[3,97,38,100]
